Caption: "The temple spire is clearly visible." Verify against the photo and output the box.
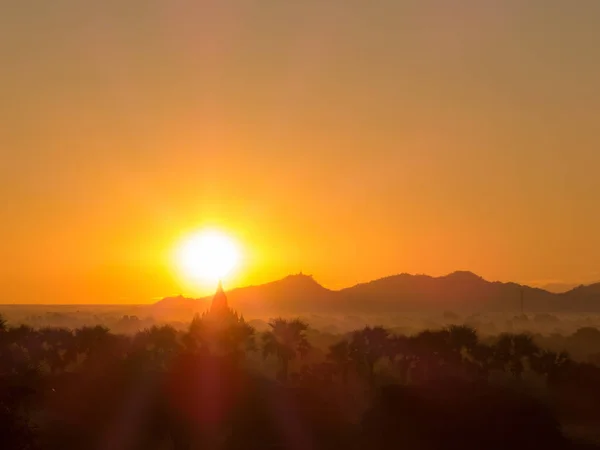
[210,279,229,315]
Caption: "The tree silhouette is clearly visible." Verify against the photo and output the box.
[184,313,209,354]
[327,340,352,384]
[384,334,412,384]
[219,319,256,361]
[410,329,452,383]
[74,325,112,357]
[4,325,46,375]
[348,326,390,386]
[186,311,255,361]
[130,325,181,370]
[470,343,495,379]
[494,333,540,379]
[261,318,311,382]
[0,313,597,449]
[531,349,572,386]
[440,325,480,379]
[447,325,478,355]
[0,315,10,374]
[38,327,75,374]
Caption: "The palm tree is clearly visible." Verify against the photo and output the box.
[386,334,412,384]
[74,325,115,363]
[0,314,9,373]
[327,340,352,384]
[2,326,43,378]
[348,326,390,385]
[410,329,451,382]
[494,333,540,379]
[0,313,7,333]
[217,319,256,360]
[470,343,495,379]
[7,324,35,342]
[8,325,46,370]
[132,325,181,369]
[39,327,75,374]
[442,325,479,379]
[446,325,478,355]
[261,318,311,382]
[184,313,208,353]
[185,312,255,360]
[531,349,572,385]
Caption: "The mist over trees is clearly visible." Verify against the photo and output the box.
[3,275,600,448]
[3,290,600,449]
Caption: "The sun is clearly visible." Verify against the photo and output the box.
[174,229,241,286]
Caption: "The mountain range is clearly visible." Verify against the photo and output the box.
[152,271,600,315]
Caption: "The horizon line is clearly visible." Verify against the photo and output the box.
[1,270,594,306]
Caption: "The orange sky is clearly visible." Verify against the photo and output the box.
[2,1,600,303]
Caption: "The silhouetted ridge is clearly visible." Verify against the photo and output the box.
[153,274,333,316]
[153,294,200,310]
[153,272,600,314]
[443,271,484,282]
[567,282,600,295]
[268,273,325,290]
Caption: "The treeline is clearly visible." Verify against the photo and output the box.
[1,313,600,449]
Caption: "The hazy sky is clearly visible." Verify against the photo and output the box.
[2,1,600,303]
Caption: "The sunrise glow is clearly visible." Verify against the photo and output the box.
[174,229,241,287]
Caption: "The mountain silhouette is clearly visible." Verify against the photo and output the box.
[153,272,600,315]
[153,274,336,316]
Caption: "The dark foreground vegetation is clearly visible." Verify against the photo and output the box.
[2,309,600,450]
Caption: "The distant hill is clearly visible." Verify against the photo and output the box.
[152,272,600,315]
[153,274,338,317]
[339,271,554,313]
[153,294,203,311]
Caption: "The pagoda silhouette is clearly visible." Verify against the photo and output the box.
[208,281,230,317]
[186,280,253,357]
[201,280,245,323]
